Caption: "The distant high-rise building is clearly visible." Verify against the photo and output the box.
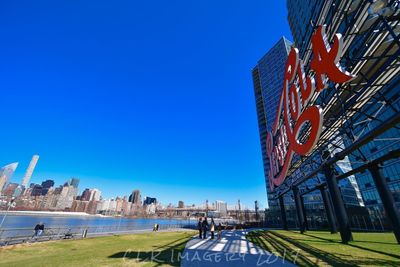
[178,201,185,208]
[128,189,141,205]
[81,188,91,201]
[2,183,19,197]
[81,188,101,201]
[22,155,39,187]
[68,178,80,188]
[41,179,54,189]
[0,162,19,192]
[53,185,63,195]
[56,184,78,210]
[143,196,157,206]
[41,179,55,195]
[252,37,292,211]
[215,200,228,216]
[31,184,43,196]
[89,189,101,201]
[13,185,24,198]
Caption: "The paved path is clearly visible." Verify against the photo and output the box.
[181,229,296,267]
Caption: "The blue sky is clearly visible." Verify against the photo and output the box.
[0,1,292,209]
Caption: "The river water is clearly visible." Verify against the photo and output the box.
[1,214,193,229]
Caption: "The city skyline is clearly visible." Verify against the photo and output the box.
[0,1,291,209]
[2,155,257,209]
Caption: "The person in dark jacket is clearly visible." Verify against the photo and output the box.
[32,223,40,238]
[32,222,44,240]
[197,218,203,238]
[202,217,209,239]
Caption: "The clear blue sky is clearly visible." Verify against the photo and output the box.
[0,1,292,209]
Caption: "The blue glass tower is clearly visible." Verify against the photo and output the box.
[285,0,400,229]
[252,37,292,193]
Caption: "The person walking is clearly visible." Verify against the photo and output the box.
[210,218,216,239]
[32,223,41,240]
[197,218,203,238]
[202,217,209,239]
[217,223,222,240]
[32,222,44,241]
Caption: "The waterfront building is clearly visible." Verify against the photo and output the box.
[41,187,56,209]
[41,179,55,195]
[56,184,78,210]
[121,197,132,216]
[283,0,400,229]
[86,200,99,214]
[21,155,39,187]
[129,189,141,205]
[215,200,228,216]
[145,203,156,214]
[0,162,18,192]
[89,188,101,201]
[115,196,125,214]
[252,37,297,224]
[81,188,101,201]
[253,1,391,227]
[97,198,118,215]
[71,199,88,212]
[143,196,157,206]
[2,183,19,197]
[13,185,24,198]
[80,188,91,201]
[71,199,98,214]
[23,187,33,197]
[31,184,43,196]
[68,178,80,188]
[252,37,291,189]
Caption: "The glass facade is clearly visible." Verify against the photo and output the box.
[252,38,292,199]
[287,0,324,58]
[0,162,19,193]
[347,76,400,224]
[256,37,292,132]
[282,0,400,229]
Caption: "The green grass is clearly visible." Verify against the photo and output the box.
[0,231,195,267]
[247,230,400,266]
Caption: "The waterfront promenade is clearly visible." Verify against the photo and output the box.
[181,229,296,267]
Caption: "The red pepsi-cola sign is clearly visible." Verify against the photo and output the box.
[267,25,355,191]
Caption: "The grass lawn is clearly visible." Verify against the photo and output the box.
[247,230,400,266]
[0,231,195,267]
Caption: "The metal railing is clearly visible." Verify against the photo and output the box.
[0,223,196,246]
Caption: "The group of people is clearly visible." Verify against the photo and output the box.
[197,217,222,240]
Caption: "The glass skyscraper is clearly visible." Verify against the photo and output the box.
[0,162,18,193]
[21,155,39,188]
[252,37,292,214]
[283,0,400,228]
[253,0,400,229]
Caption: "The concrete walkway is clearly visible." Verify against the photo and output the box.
[181,229,296,267]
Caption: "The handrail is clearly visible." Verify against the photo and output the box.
[0,222,196,246]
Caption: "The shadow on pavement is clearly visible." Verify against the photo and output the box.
[249,230,400,267]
